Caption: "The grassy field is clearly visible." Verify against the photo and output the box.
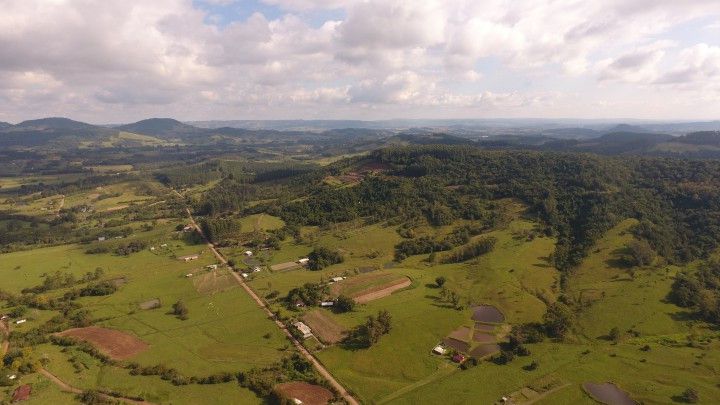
[0,222,292,403]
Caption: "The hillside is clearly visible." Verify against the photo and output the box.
[115,118,201,138]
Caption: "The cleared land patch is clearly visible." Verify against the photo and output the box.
[582,382,637,405]
[471,305,505,324]
[191,271,237,295]
[447,326,472,342]
[57,326,148,360]
[276,382,334,405]
[331,272,412,303]
[302,310,347,344]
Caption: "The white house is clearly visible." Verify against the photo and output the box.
[185,273,193,278]
[179,255,199,262]
[244,250,253,256]
[160,243,168,248]
[432,345,446,355]
[298,258,310,265]
[241,273,249,279]
[206,264,218,270]
[320,301,335,307]
[15,319,26,325]
[330,276,345,283]
[98,236,106,242]
[253,266,262,273]
[293,321,313,338]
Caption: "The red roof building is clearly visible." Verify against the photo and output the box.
[452,354,466,363]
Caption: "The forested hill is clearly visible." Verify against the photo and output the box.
[252,146,720,272]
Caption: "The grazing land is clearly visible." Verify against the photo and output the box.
[2,126,720,404]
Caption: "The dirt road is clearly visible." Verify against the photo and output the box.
[182,206,360,405]
[0,320,9,356]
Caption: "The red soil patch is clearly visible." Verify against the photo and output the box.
[353,277,411,303]
[12,385,31,402]
[276,381,334,405]
[57,326,148,360]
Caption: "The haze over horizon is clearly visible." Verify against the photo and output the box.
[2,0,720,123]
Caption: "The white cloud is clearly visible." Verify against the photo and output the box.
[1,0,720,122]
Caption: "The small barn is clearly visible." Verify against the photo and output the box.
[293,321,313,338]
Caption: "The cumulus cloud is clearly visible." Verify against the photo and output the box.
[1,0,720,122]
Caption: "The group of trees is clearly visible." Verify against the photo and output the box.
[200,217,242,244]
[345,310,392,348]
[286,283,328,309]
[439,236,497,264]
[307,247,344,270]
[669,259,720,324]
[172,300,189,320]
[114,240,147,256]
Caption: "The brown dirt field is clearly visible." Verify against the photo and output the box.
[192,271,237,295]
[104,205,128,212]
[353,277,411,304]
[471,305,505,323]
[303,310,347,344]
[447,326,472,342]
[270,261,301,271]
[139,298,161,310]
[57,326,148,360]
[329,272,391,295]
[474,323,496,332]
[442,337,470,354]
[276,382,334,405]
[472,332,496,343]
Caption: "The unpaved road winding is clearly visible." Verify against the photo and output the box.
[182,205,360,405]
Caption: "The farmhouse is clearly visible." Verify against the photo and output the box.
[241,273,249,278]
[160,243,168,248]
[293,321,313,338]
[298,258,310,265]
[179,254,199,262]
[330,276,345,283]
[206,264,218,270]
[185,273,193,278]
[295,300,306,308]
[320,301,335,307]
[432,345,447,355]
[244,250,253,256]
[15,319,26,324]
[98,236,106,241]
[253,266,262,272]
[452,354,466,363]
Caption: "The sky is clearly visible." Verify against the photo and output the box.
[1,0,719,124]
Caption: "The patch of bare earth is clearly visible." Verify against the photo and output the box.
[275,382,334,405]
[302,310,347,344]
[192,271,236,295]
[57,326,148,360]
[353,277,411,304]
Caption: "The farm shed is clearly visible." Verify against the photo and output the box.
[320,301,334,307]
[298,258,310,265]
[330,276,345,283]
[452,354,466,363]
[293,321,313,338]
[179,254,199,262]
[244,250,253,256]
[432,345,446,355]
